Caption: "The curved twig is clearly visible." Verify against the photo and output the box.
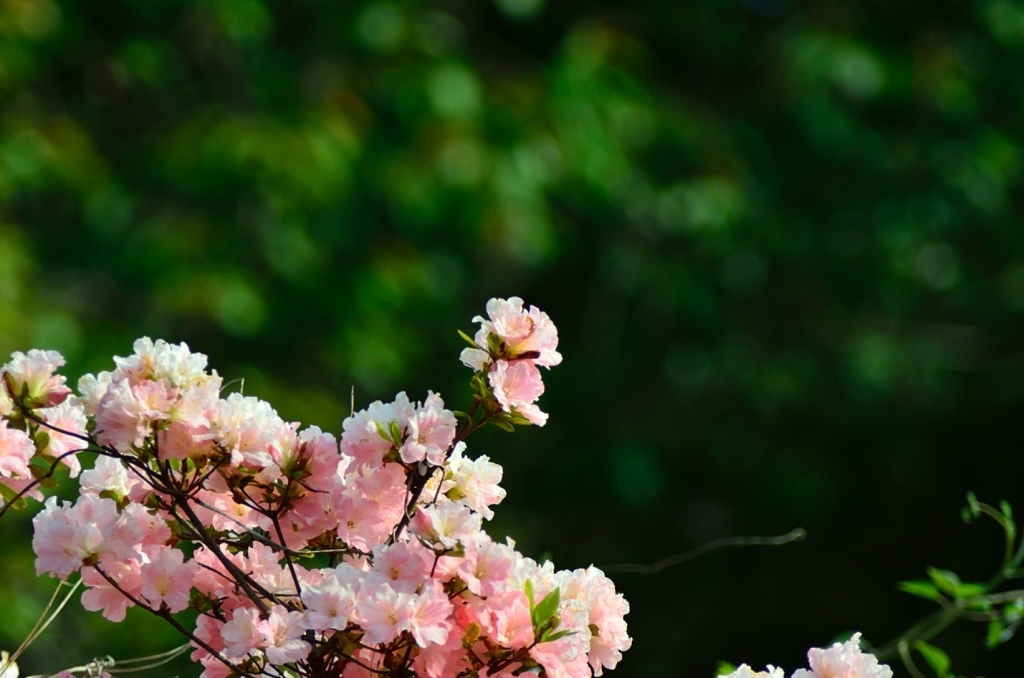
[600,528,807,574]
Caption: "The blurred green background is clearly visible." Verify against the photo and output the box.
[2,0,1024,675]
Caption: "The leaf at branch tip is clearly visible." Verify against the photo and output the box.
[914,640,950,678]
[963,491,981,522]
[899,580,940,601]
[542,629,573,643]
[457,329,482,349]
[715,662,738,677]
[532,587,561,631]
[489,419,515,433]
[0,483,27,510]
[926,567,961,597]
[1001,500,1013,521]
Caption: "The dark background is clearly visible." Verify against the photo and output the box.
[1,0,1023,675]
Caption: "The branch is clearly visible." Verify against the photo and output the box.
[600,528,807,574]
[0,449,91,520]
[91,565,255,678]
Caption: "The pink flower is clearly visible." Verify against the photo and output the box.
[336,497,389,553]
[2,349,72,407]
[0,420,34,480]
[408,582,452,647]
[222,607,262,660]
[469,297,562,367]
[399,392,457,466]
[357,584,417,646]
[793,633,892,678]
[80,455,138,500]
[81,559,143,622]
[373,541,430,582]
[211,393,293,468]
[720,667,784,678]
[478,591,534,649]
[488,360,548,426]
[112,338,215,389]
[37,398,88,477]
[458,542,515,597]
[301,571,360,631]
[32,495,117,578]
[443,444,506,520]
[140,546,197,612]
[411,502,484,551]
[341,393,415,468]
[259,606,311,665]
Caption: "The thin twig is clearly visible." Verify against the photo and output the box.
[600,528,807,574]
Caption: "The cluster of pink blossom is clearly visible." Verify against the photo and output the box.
[0,299,631,678]
[724,634,892,678]
[0,349,85,505]
[460,297,561,426]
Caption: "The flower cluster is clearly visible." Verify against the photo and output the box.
[460,297,561,426]
[724,634,892,678]
[0,350,85,506]
[0,299,631,678]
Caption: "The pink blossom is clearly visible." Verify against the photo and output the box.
[81,559,143,622]
[443,444,506,520]
[301,570,360,631]
[357,583,417,646]
[37,398,88,476]
[399,392,457,466]
[793,633,893,678]
[77,372,113,416]
[341,393,415,468]
[112,338,215,390]
[370,542,431,593]
[411,502,484,551]
[488,360,548,426]
[470,297,562,367]
[408,582,452,647]
[140,546,197,612]
[80,455,138,499]
[32,495,118,578]
[458,542,515,597]
[721,667,784,678]
[211,393,293,468]
[530,635,591,678]
[259,606,311,665]
[94,378,176,449]
[2,349,72,407]
[0,420,33,479]
[222,607,262,660]
[337,497,390,553]
[478,591,534,648]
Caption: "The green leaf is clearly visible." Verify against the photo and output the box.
[898,580,940,601]
[489,418,515,433]
[1000,500,1013,520]
[955,582,988,598]
[457,329,483,349]
[389,420,403,444]
[926,567,961,597]
[34,430,50,452]
[541,629,573,643]
[915,640,950,678]
[524,580,535,610]
[532,587,561,631]
[0,483,27,511]
[987,619,1005,649]
[715,662,737,677]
